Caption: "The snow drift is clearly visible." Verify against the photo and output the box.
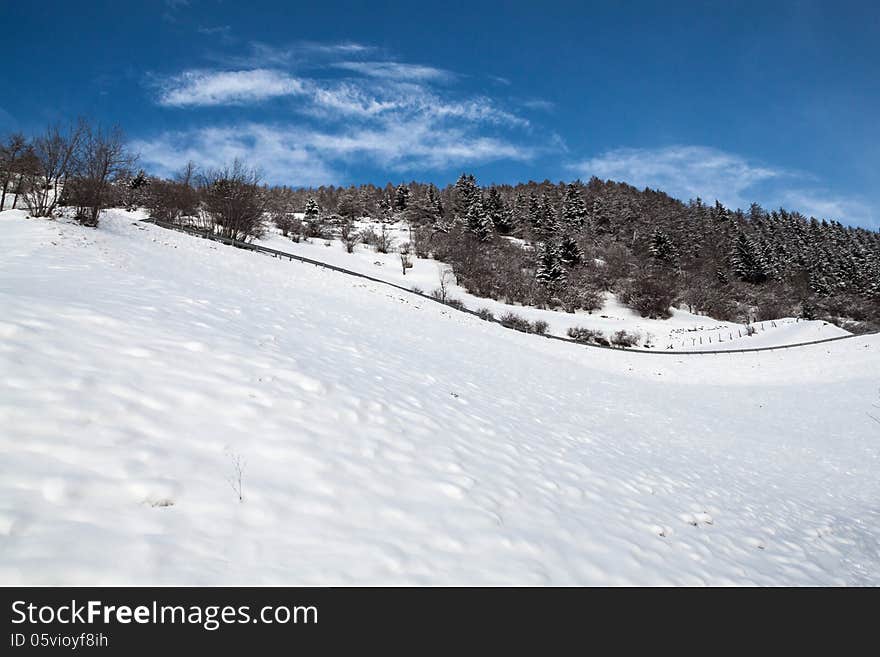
[1,209,878,585]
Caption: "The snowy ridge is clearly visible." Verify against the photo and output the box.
[1,209,879,585]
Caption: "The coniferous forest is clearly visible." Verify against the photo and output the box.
[144,170,880,332]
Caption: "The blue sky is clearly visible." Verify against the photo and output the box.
[2,0,878,228]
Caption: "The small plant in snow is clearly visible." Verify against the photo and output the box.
[475,307,494,321]
[433,267,454,302]
[226,450,246,503]
[399,242,413,275]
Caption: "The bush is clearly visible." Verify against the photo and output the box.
[567,327,603,343]
[445,298,466,310]
[611,330,640,348]
[410,286,424,295]
[531,319,549,335]
[475,307,495,321]
[341,221,360,253]
[499,312,533,332]
[621,271,675,319]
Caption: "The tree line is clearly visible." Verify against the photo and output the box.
[3,125,878,331]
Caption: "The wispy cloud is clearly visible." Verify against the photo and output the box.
[156,69,304,107]
[133,120,534,186]
[570,145,785,209]
[213,40,375,68]
[140,42,543,181]
[569,145,875,228]
[332,61,454,82]
[779,190,876,229]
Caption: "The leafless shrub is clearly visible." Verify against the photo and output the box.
[375,223,393,253]
[499,312,533,332]
[611,329,640,348]
[475,307,495,321]
[399,242,413,274]
[340,221,360,253]
[433,267,454,302]
[567,326,603,343]
[198,160,267,241]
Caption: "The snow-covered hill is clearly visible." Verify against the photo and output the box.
[255,220,850,351]
[1,209,878,585]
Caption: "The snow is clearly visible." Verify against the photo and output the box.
[255,221,850,351]
[1,208,878,585]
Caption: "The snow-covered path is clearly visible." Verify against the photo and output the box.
[1,210,878,585]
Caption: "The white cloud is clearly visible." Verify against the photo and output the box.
[157,69,304,107]
[779,190,876,228]
[133,120,534,186]
[570,145,785,209]
[568,145,875,228]
[142,43,545,183]
[333,61,454,82]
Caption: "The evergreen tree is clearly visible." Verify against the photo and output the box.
[527,191,542,232]
[394,183,410,211]
[465,197,493,241]
[648,227,679,268]
[485,185,512,234]
[304,197,320,222]
[559,235,584,267]
[561,182,588,228]
[538,194,558,235]
[731,232,767,283]
[452,173,479,223]
[536,241,566,287]
[426,184,443,217]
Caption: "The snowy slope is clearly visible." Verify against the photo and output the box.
[255,221,849,351]
[1,209,878,585]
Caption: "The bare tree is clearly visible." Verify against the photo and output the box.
[0,133,28,211]
[23,120,86,217]
[435,266,454,302]
[199,160,267,241]
[66,124,137,226]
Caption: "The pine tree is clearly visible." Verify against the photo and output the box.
[648,227,679,268]
[536,241,566,287]
[453,174,479,223]
[527,191,542,232]
[731,232,767,283]
[559,235,584,267]
[561,182,587,228]
[304,197,320,222]
[538,194,558,235]
[465,197,493,241]
[394,183,410,211]
[485,185,512,234]
[427,184,443,217]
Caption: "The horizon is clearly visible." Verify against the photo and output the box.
[1,0,877,229]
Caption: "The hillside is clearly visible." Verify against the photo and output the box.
[1,209,879,585]
[255,220,851,351]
